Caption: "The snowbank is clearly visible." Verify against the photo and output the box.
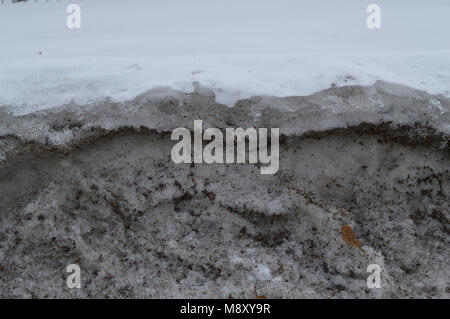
[0,83,448,298]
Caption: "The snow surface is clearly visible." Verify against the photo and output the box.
[1,0,450,114]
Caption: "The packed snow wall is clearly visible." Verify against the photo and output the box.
[0,82,448,298]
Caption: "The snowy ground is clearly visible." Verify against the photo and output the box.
[0,0,449,299]
[1,0,450,114]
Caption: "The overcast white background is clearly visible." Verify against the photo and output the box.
[1,0,449,113]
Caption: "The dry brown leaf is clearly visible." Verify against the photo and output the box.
[341,225,362,250]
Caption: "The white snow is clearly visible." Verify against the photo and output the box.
[1,0,449,114]
[254,264,272,281]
